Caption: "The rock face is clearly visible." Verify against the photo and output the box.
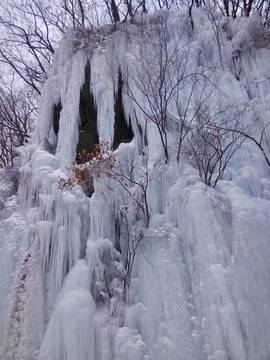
[0,8,270,360]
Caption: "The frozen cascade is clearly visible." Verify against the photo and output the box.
[0,8,270,360]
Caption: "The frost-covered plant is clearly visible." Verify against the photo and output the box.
[90,239,125,304]
[232,12,270,53]
[89,221,146,304]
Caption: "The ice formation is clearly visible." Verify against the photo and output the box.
[0,8,270,360]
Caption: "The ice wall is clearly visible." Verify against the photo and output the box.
[0,8,270,360]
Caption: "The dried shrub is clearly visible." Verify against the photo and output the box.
[58,141,115,190]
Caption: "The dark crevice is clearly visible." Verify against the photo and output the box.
[113,71,133,149]
[76,60,99,162]
[114,217,121,253]
[53,101,62,135]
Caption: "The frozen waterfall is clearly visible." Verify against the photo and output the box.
[0,8,270,360]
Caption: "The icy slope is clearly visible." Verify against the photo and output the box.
[1,8,270,360]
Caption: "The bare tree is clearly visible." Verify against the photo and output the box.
[185,102,248,187]
[62,0,87,27]
[0,0,61,95]
[122,13,194,160]
[173,74,219,162]
[104,0,148,24]
[117,210,144,293]
[103,0,118,24]
[0,81,35,167]
[217,120,270,168]
[0,0,100,96]
[208,0,269,21]
[122,0,148,22]
[149,0,191,10]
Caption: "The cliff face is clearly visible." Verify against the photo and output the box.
[0,8,270,360]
